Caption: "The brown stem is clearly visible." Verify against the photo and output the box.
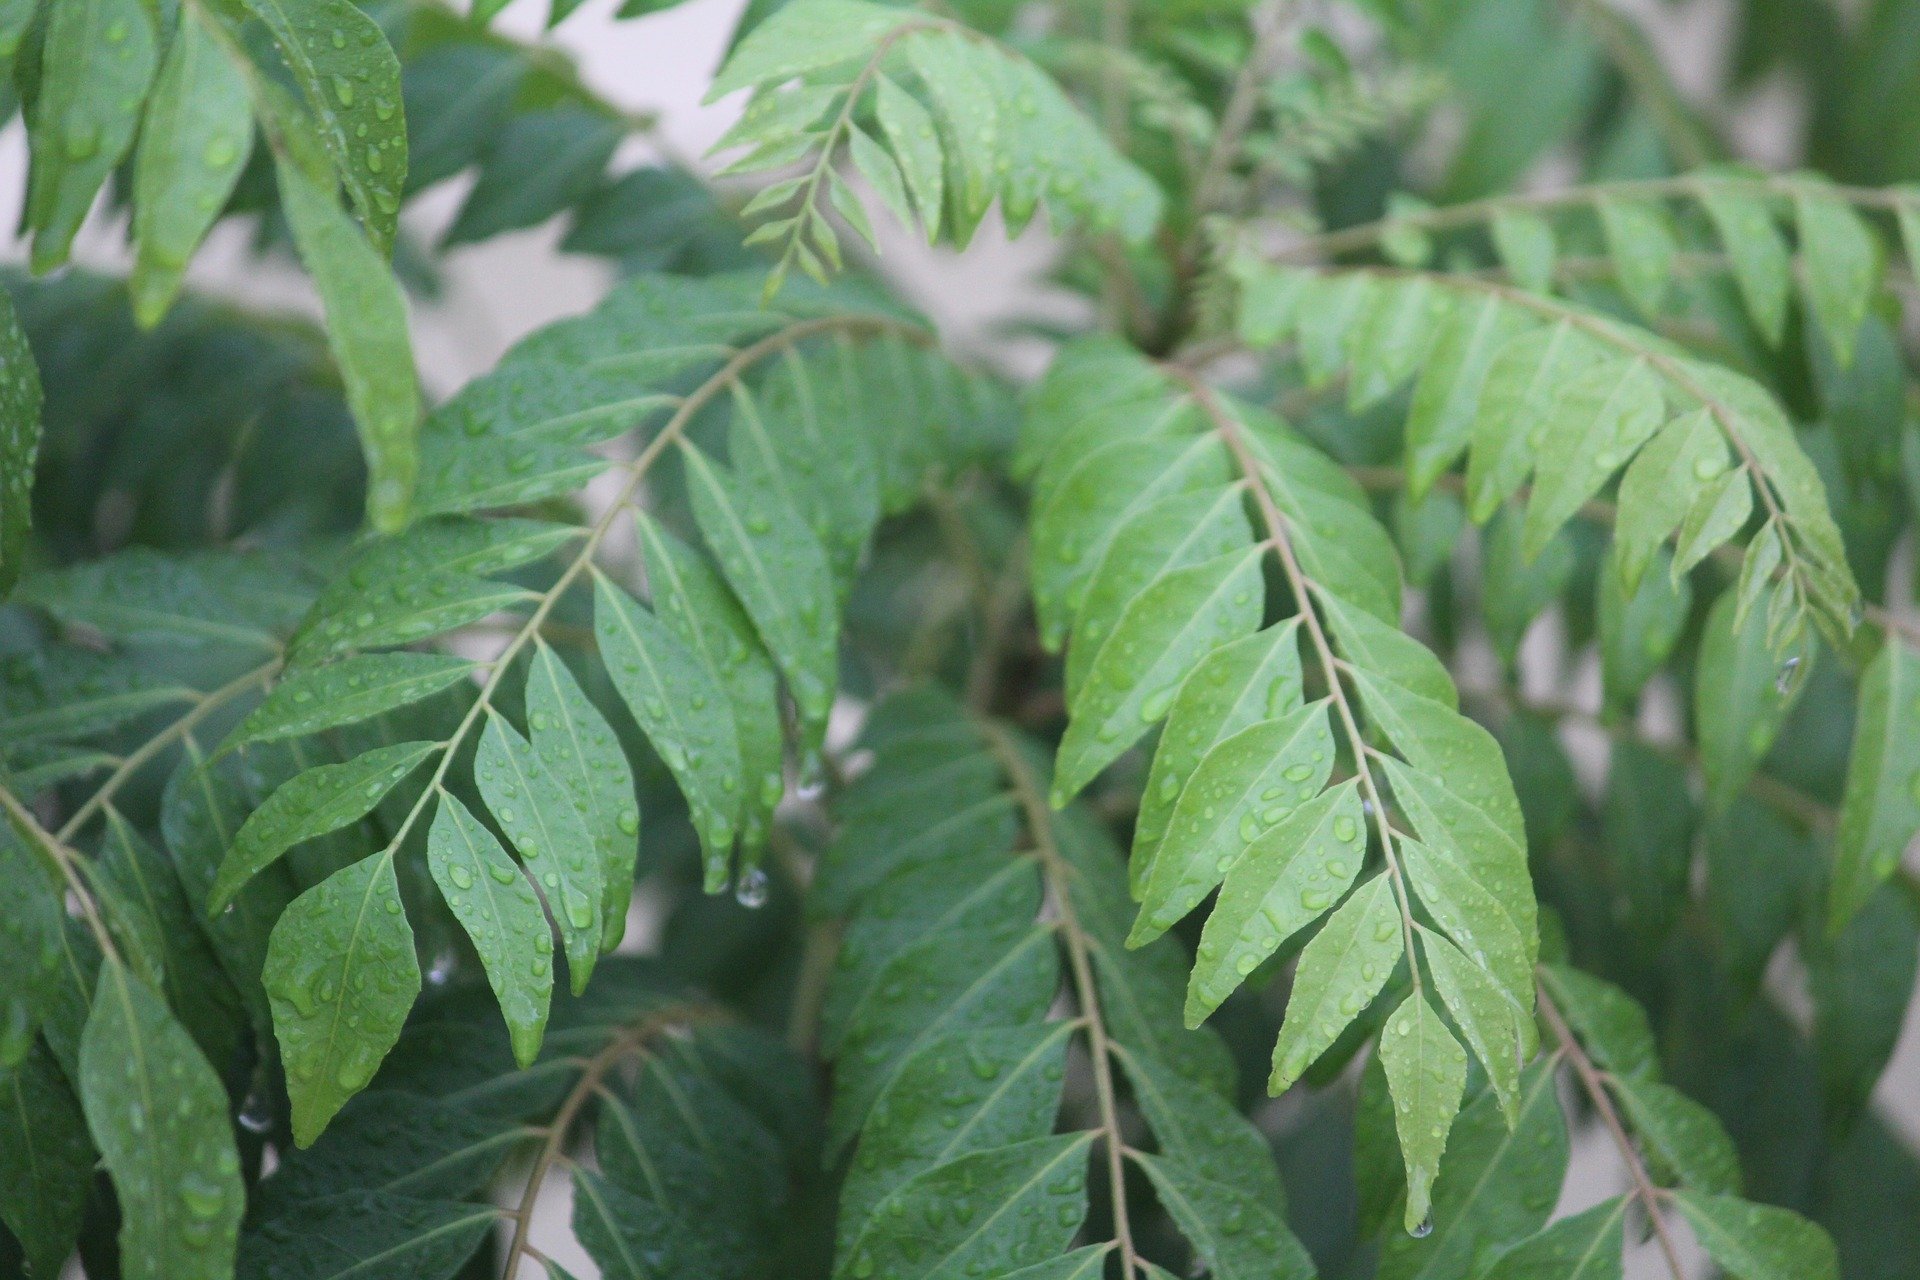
[981,722,1141,1278]
[499,1004,715,1278]
[1537,983,1687,1280]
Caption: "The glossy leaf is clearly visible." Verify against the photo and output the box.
[1270,874,1405,1092]
[1827,639,1920,931]
[229,654,476,749]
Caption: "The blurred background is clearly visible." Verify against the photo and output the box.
[2,0,1917,1274]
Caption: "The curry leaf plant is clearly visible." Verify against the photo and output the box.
[2,0,1920,1276]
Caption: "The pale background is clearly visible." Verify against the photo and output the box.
[0,0,1914,1275]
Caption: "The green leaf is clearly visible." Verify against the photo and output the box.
[707,0,911,98]
[1114,1042,1284,1208]
[238,1192,496,1279]
[1597,197,1676,318]
[1598,543,1690,714]
[1536,964,1657,1079]
[23,0,156,271]
[1374,1061,1568,1280]
[636,515,783,855]
[1481,1197,1626,1280]
[1673,1191,1838,1280]
[210,741,435,911]
[1400,839,1533,1023]
[527,641,640,948]
[1695,586,1811,812]
[0,1042,91,1278]
[1491,208,1556,292]
[1828,640,1920,931]
[1131,701,1336,947]
[1613,407,1729,593]
[1065,485,1253,703]
[1521,356,1665,558]
[79,959,244,1279]
[1182,779,1367,1025]
[1405,293,1529,496]
[444,106,622,246]
[683,442,839,730]
[274,152,422,533]
[1134,1151,1316,1280]
[16,548,292,651]
[426,792,553,1068]
[265,851,421,1146]
[1705,804,1814,988]
[0,648,194,745]
[835,1023,1072,1246]
[1270,873,1404,1092]
[1346,277,1451,409]
[1611,1076,1742,1193]
[1054,546,1266,803]
[1420,926,1522,1125]
[1672,468,1753,575]
[1701,186,1791,344]
[593,573,742,890]
[1130,622,1303,897]
[874,73,942,239]
[1603,739,1696,939]
[229,654,476,749]
[838,1132,1094,1280]
[0,283,40,600]
[1794,188,1880,367]
[474,712,603,991]
[241,0,408,251]
[1807,885,1919,1130]
[129,12,252,327]
[1380,990,1469,1233]
[1467,321,1608,521]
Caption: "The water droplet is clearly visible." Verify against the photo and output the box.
[734,867,769,909]
[1410,1214,1434,1238]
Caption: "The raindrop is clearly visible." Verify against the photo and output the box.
[734,867,770,909]
[1409,1214,1434,1238]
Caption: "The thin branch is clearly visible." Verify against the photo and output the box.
[1189,0,1292,223]
[499,1003,717,1279]
[1537,983,1687,1279]
[1172,372,1424,992]
[0,785,121,965]
[55,657,281,844]
[981,721,1141,1278]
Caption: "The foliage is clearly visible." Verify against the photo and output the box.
[2,0,1920,1277]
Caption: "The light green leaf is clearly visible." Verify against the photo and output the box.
[1827,640,1920,931]
[1346,277,1451,410]
[130,12,252,327]
[1613,407,1727,593]
[1695,586,1811,812]
[1270,873,1404,1092]
[1066,484,1253,703]
[1134,1151,1315,1280]
[1597,197,1676,318]
[1467,321,1608,521]
[0,283,41,599]
[1131,701,1336,947]
[475,712,603,991]
[527,641,639,948]
[1673,1191,1838,1280]
[1481,507,1574,668]
[23,0,156,271]
[274,152,422,533]
[1400,839,1532,1021]
[682,442,838,731]
[1184,781,1365,1024]
[1420,925,1523,1125]
[1672,468,1753,575]
[1491,208,1556,293]
[848,123,911,232]
[0,1042,91,1278]
[874,73,942,240]
[1612,1076,1741,1194]
[1521,356,1664,558]
[228,653,476,749]
[1795,187,1880,367]
[707,0,910,98]
[209,741,436,911]
[1055,546,1265,804]
[1130,622,1303,898]
[79,960,243,1278]
[241,0,408,251]
[1701,186,1791,344]
[426,791,552,1068]
[1481,1197,1626,1280]
[265,853,420,1146]
[1405,293,1529,497]
[593,572,742,890]
[1380,990,1469,1233]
